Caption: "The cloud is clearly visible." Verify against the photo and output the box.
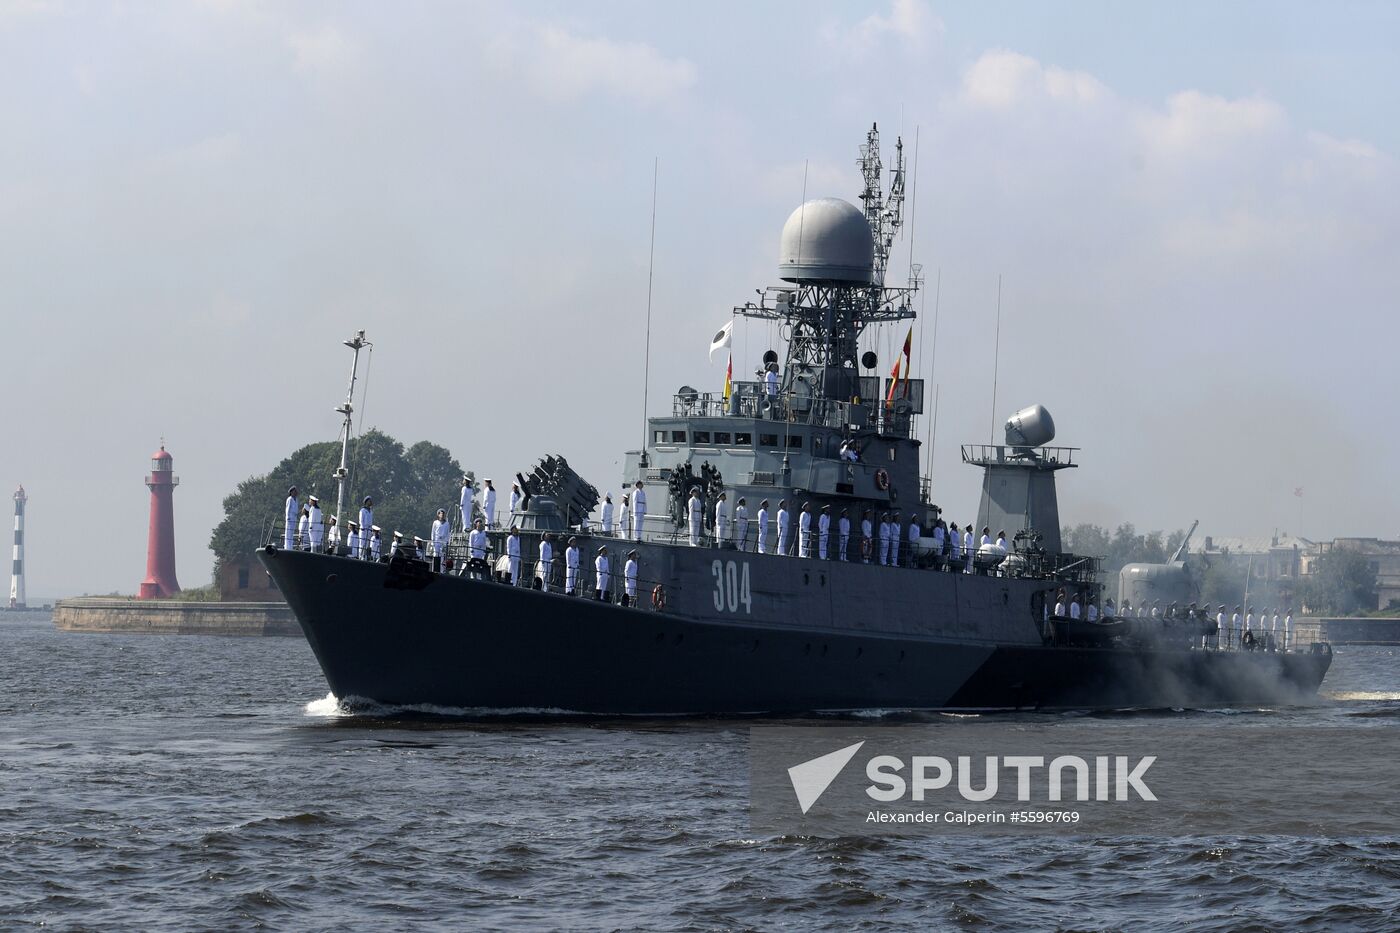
[287,24,358,73]
[959,49,1107,108]
[489,20,697,105]
[822,0,942,59]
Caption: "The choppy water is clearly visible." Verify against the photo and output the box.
[1,615,1397,931]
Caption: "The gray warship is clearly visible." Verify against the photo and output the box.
[260,125,1331,714]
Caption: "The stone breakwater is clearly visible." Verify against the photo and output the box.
[52,598,298,637]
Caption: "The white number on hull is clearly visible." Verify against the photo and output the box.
[711,559,752,614]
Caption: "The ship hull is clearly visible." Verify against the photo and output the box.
[260,547,1332,714]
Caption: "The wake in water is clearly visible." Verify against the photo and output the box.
[303,691,584,720]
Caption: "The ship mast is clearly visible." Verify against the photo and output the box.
[733,124,918,407]
[333,330,371,529]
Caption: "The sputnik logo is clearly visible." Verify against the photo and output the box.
[787,741,865,814]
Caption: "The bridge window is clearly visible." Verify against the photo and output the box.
[735,432,752,445]
[653,430,667,444]
[693,431,711,444]
[787,434,804,448]
[671,431,687,443]
[714,432,732,445]
[759,434,779,447]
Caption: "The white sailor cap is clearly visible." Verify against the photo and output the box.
[392,530,403,539]
[347,520,359,528]
[308,495,319,504]
[370,525,381,532]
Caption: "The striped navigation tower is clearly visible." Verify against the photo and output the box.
[10,485,26,609]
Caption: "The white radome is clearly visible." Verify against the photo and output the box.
[778,198,874,285]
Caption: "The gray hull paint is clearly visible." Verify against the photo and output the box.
[260,544,1331,715]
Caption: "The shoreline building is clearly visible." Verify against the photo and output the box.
[138,444,180,599]
[10,485,25,609]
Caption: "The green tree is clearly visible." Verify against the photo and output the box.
[1299,548,1378,615]
[209,429,469,575]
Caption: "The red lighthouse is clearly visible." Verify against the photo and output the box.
[138,443,180,599]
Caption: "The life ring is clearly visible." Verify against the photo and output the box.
[651,584,666,610]
[874,469,890,490]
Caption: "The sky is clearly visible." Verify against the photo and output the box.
[2,0,1398,599]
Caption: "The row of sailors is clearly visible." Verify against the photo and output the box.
[464,524,642,605]
[1053,591,1296,648]
[603,487,1003,570]
[284,495,647,607]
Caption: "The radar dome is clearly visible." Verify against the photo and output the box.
[1004,405,1056,447]
[778,198,874,285]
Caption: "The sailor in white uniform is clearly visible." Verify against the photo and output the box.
[1284,608,1294,650]
[714,492,730,546]
[1069,594,1082,620]
[538,534,553,592]
[369,525,383,561]
[297,506,310,551]
[345,520,360,559]
[817,505,831,560]
[765,362,779,397]
[963,527,975,573]
[283,486,299,550]
[932,521,946,568]
[359,498,374,556]
[601,494,614,535]
[756,500,770,554]
[631,480,647,540]
[431,509,450,572]
[509,483,522,520]
[995,530,1007,550]
[776,500,791,555]
[797,503,813,559]
[948,523,961,568]
[623,550,639,607]
[888,511,900,567]
[464,476,481,526]
[838,509,851,561]
[1244,607,1255,634]
[877,513,890,566]
[688,488,704,546]
[326,515,341,554]
[1271,609,1281,640]
[467,519,489,578]
[735,498,749,551]
[1054,591,1067,617]
[619,495,630,542]
[307,496,324,551]
[480,480,497,528]
[861,510,874,563]
[594,545,611,602]
[1086,600,1099,622]
[980,527,992,549]
[506,527,521,585]
[565,536,580,595]
[908,516,920,565]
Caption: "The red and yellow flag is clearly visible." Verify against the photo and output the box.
[723,353,733,401]
[885,326,913,407]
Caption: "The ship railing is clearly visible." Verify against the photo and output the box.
[260,520,683,612]
[669,390,915,439]
[961,445,1079,468]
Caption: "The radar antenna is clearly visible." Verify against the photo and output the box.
[859,122,906,287]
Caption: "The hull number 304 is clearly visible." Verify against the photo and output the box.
[711,560,753,614]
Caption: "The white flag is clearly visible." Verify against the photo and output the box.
[709,319,733,361]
